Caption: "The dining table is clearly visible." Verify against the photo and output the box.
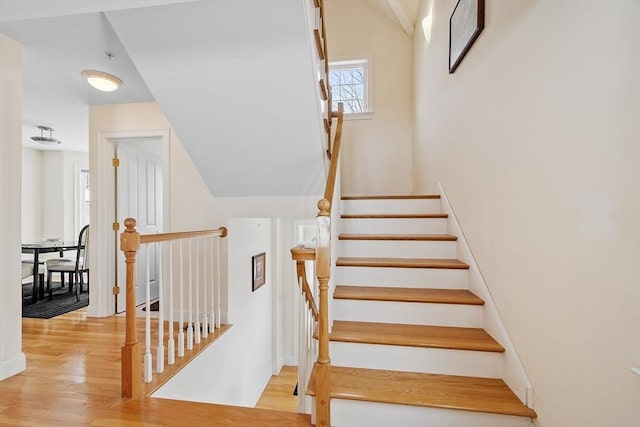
[21,240,78,303]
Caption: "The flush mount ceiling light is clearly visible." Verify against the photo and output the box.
[81,70,122,92]
[31,126,61,145]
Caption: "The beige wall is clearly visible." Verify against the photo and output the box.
[89,102,218,317]
[414,1,640,425]
[89,102,218,232]
[0,34,25,379]
[326,0,413,195]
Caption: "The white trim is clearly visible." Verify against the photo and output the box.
[437,181,535,409]
[91,129,171,318]
[343,112,373,121]
[631,367,640,377]
[248,365,274,407]
[0,353,26,381]
[387,0,414,36]
[329,53,375,115]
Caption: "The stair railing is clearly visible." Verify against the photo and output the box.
[290,245,318,413]
[291,101,344,425]
[120,218,227,398]
[308,0,333,157]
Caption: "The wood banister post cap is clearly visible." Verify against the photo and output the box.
[121,218,140,253]
[124,218,136,231]
[318,198,331,216]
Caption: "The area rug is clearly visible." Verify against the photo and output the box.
[22,282,89,319]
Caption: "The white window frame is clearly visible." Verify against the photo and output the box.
[328,54,374,120]
[74,164,90,237]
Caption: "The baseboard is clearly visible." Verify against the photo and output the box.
[1,352,26,380]
[283,355,296,366]
[248,365,274,407]
[437,182,534,408]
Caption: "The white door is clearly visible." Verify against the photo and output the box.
[116,139,163,311]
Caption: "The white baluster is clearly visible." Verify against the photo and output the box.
[187,239,194,351]
[144,246,152,383]
[156,242,165,373]
[167,241,175,365]
[215,237,221,328]
[209,237,216,331]
[201,237,209,339]
[194,238,201,344]
[178,240,185,358]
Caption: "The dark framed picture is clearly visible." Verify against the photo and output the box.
[252,252,266,291]
[449,0,485,73]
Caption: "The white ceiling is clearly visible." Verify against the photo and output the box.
[0,0,197,152]
[0,0,325,196]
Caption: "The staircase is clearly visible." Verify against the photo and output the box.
[308,194,536,426]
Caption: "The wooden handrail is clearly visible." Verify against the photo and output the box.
[287,2,343,424]
[323,103,344,206]
[120,218,228,399]
[291,246,319,320]
[139,227,227,244]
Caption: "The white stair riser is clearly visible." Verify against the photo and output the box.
[336,266,468,289]
[333,299,482,327]
[339,239,457,259]
[340,218,447,234]
[329,399,531,427]
[330,342,502,378]
[342,199,441,215]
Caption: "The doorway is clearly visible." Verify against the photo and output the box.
[92,128,170,318]
[114,138,163,313]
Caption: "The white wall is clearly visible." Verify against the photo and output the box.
[326,0,414,195]
[153,218,274,407]
[21,148,42,242]
[63,151,89,239]
[0,33,25,380]
[22,148,88,242]
[41,150,64,240]
[414,1,640,426]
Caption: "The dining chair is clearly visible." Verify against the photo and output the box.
[22,262,45,303]
[46,224,89,302]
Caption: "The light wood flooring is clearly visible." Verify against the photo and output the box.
[0,308,310,426]
[255,365,299,413]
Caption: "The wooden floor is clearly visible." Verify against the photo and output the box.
[0,308,310,426]
[255,365,299,413]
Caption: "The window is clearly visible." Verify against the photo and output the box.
[329,56,372,119]
[75,168,90,235]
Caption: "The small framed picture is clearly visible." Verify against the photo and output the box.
[252,252,266,291]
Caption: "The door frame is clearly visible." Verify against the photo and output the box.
[91,129,171,317]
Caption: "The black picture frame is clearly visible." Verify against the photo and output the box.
[449,0,485,73]
[252,252,266,291]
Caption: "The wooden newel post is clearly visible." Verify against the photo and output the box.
[121,218,141,398]
[315,198,332,426]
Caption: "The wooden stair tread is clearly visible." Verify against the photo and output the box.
[334,286,484,305]
[307,366,536,418]
[337,257,469,269]
[329,320,504,352]
[341,213,448,219]
[342,194,440,200]
[339,233,457,241]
